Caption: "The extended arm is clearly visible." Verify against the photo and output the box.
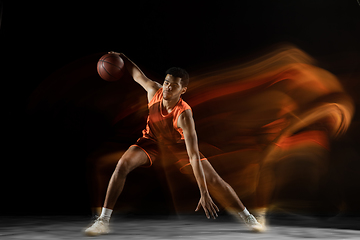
[178,109,219,219]
[109,52,161,100]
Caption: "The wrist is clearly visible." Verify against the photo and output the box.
[200,189,209,196]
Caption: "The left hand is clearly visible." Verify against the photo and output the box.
[195,193,219,219]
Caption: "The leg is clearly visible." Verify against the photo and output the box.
[187,160,264,232]
[200,160,245,212]
[85,146,150,236]
[103,146,150,210]
[86,142,128,216]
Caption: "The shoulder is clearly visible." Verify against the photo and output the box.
[179,108,193,118]
[177,109,194,129]
[148,87,163,107]
[179,99,191,111]
[147,82,163,102]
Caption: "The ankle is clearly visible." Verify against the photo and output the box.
[238,208,251,219]
[99,207,113,222]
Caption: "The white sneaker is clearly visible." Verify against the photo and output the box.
[243,214,265,232]
[84,217,110,236]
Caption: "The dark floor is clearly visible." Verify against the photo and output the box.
[0,213,359,240]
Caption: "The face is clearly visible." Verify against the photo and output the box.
[162,74,187,100]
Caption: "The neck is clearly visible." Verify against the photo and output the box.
[162,97,180,114]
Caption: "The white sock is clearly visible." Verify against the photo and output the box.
[238,208,251,219]
[100,207,113,221]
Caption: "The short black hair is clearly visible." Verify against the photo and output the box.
[165,67,189,87]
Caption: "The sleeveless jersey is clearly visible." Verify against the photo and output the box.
[142,88,191,144]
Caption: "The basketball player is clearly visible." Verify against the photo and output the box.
[85,52,264,236]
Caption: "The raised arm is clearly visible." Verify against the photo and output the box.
[109,52,162,101]
[178,109,219,219]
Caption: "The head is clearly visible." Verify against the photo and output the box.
[165,67,189,88]
[162,67,189,100]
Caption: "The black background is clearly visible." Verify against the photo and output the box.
[1,1,360,216]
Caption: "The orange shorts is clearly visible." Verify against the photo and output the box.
[131,137,207,174]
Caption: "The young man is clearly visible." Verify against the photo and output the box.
[85,52,264,236]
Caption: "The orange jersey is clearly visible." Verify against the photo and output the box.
[142,88,191,144]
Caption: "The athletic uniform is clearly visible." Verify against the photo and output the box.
[131,88,206,173]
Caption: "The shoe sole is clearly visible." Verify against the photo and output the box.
[84,229,110,236]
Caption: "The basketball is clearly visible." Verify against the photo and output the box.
[97,53,125,81]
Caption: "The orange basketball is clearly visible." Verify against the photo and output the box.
[97,53,125,81]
